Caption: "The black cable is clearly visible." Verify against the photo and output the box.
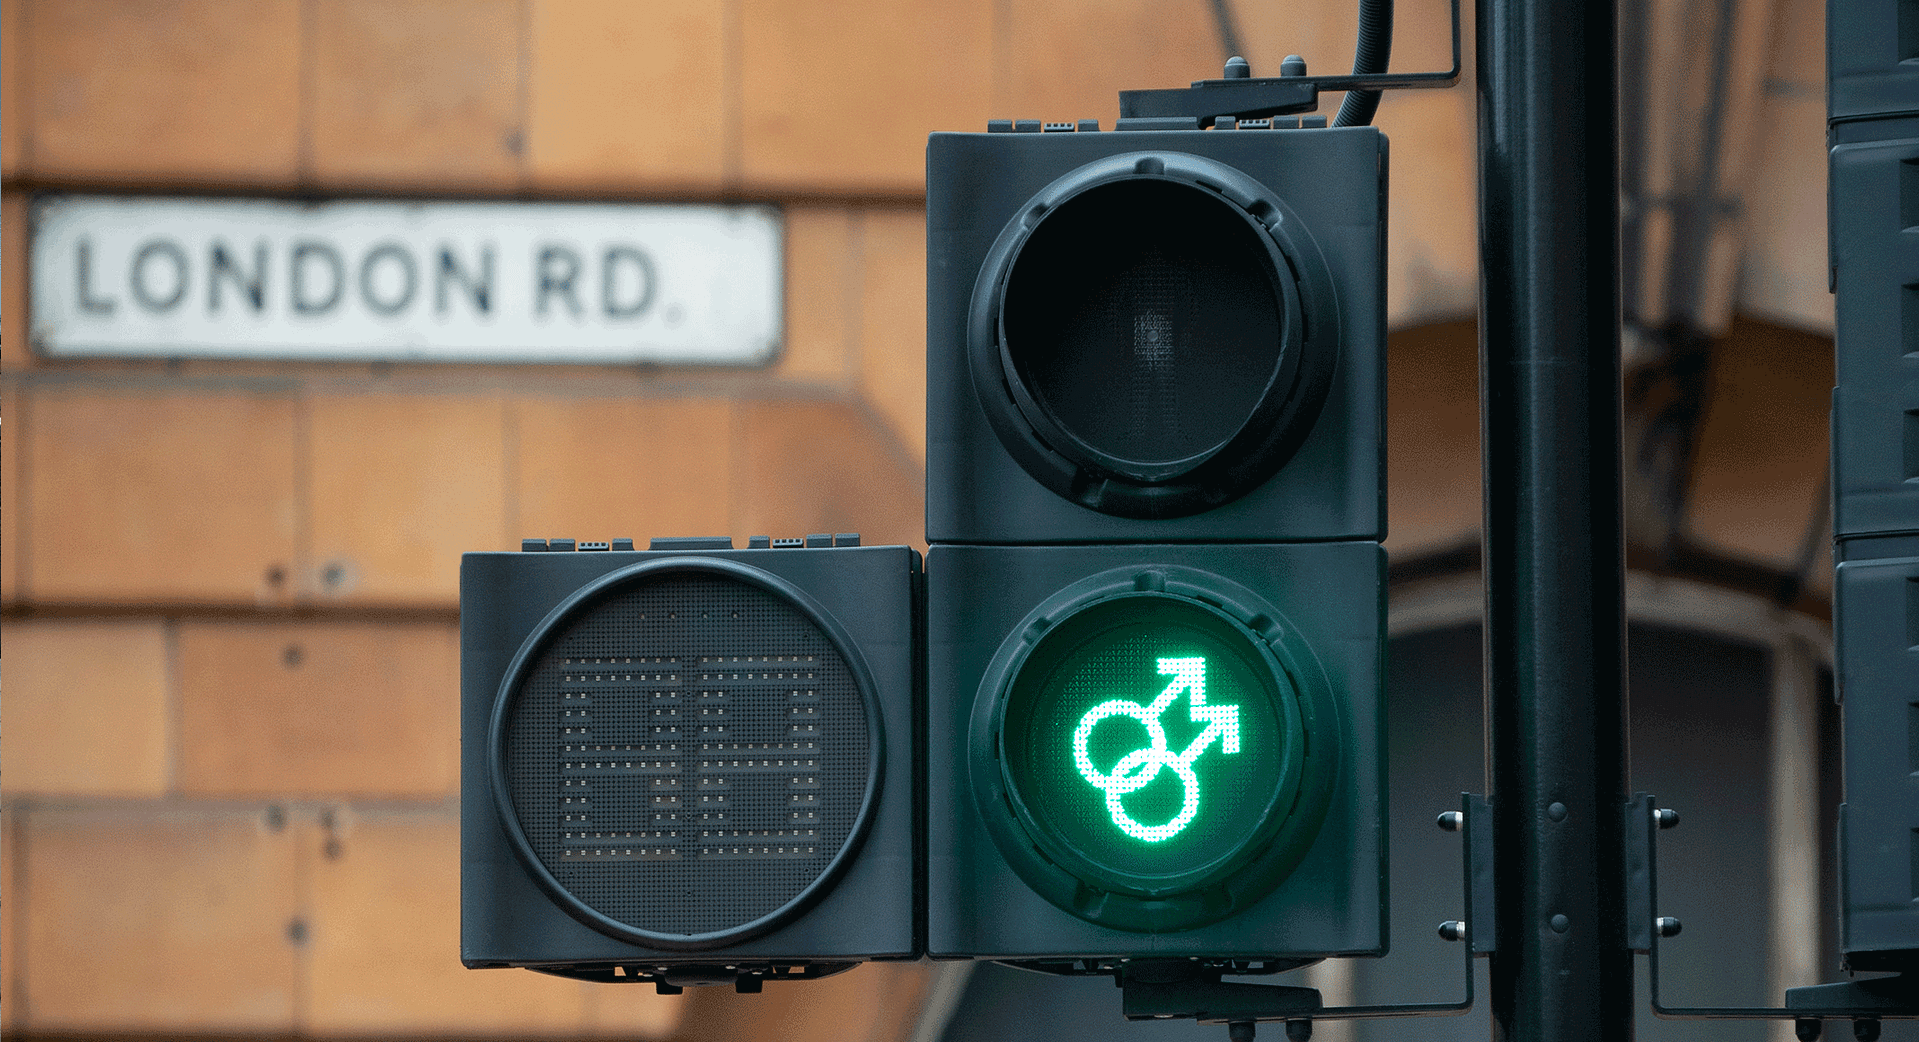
[1209,0,1247,69]
[1333,0,1394,127]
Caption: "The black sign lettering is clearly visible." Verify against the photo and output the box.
[537,245,584,318]
[359,242,418,316]
[602,245,656,319]
[130,239,189,313]
[290,240,345,315]
[76,238,117,315]
[436,244,494,316]
[210,240,268,313]
[33,198,781,362]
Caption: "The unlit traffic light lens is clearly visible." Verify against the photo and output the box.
[1002,178,1286,472]
[964,153,1342,521]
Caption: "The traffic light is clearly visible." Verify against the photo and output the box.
[459,536,919,991]
[923,120,1388,962]
[1827,0,1919,973]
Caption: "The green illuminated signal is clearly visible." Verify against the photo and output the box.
[1070,657,1242,843]
[975,573,1348,932]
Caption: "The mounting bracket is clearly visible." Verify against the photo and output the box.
[1629,792,1919,1040]
[1115,0,1460,127]
[1112,793,1491,1038]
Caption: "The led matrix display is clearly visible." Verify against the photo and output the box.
[996,594,1306,901]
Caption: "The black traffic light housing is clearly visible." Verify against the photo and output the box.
[924,121,1389,964]
[926,542,1385,960]
[459,538,920,990]
[1828,0,1919,974]
[926,128,1386,543]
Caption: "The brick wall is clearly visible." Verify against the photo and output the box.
[0,0,971,1035]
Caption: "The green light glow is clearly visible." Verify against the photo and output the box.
[1069,657,1242,843]
[982,578,1336,927]
[997,593,1298,895]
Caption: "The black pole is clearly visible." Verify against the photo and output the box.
[1476,0,1630,1039]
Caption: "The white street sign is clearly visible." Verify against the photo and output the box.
[29,195,783,365]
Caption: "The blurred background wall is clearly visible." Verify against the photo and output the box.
[0,0,1838,1039]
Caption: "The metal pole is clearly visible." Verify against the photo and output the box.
[1476,0,1631,1038]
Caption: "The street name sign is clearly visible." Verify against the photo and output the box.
[29,195,782,365]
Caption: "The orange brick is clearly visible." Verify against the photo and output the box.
[855,207,927,465]
[735,398,921,549]
[513,396,734,545]
[1688,318,1833,566]
[1383,319,1481,555]
[28,0,300,184]
[28,389,299,605]
[1803,531,1833,607]
[1382,89,1480,329]
[22,804,299,1033]
[2,193,27,369]
[0,619,171,796]
[308,0,523,190]
[2,385,19,602]
[582,975,688,1039]
[1226,0,1464,94]
[676,962,932,1042]
[1221,0,1356,79]
[2,0,22,178]
[1740,77,1833,330]
[176,621,460,797]
[997,0,1218,129]
[2,802,16,1032]
[527,0,726,193]
[304,809,585,1035]
[739,0,992,194]
[773,204,857,387]
[308,393,506,606]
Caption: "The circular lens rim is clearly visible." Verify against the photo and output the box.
[487,556,886,951]
[970,565,1344,933]
[967,151,1341,519]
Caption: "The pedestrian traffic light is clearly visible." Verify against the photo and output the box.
[459,536,919,992]
[923,116,1389,963]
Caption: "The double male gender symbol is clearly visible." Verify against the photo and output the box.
[1071,657,1241,843]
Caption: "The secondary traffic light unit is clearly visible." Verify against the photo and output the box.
[924,122,1389,964]
[459,537,919,990]
[1828,0,1919,973]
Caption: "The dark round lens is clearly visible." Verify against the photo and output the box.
[1001,178,1286,471]
[499,569,872,945]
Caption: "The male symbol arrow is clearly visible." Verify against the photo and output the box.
[1159,656,1242,762]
